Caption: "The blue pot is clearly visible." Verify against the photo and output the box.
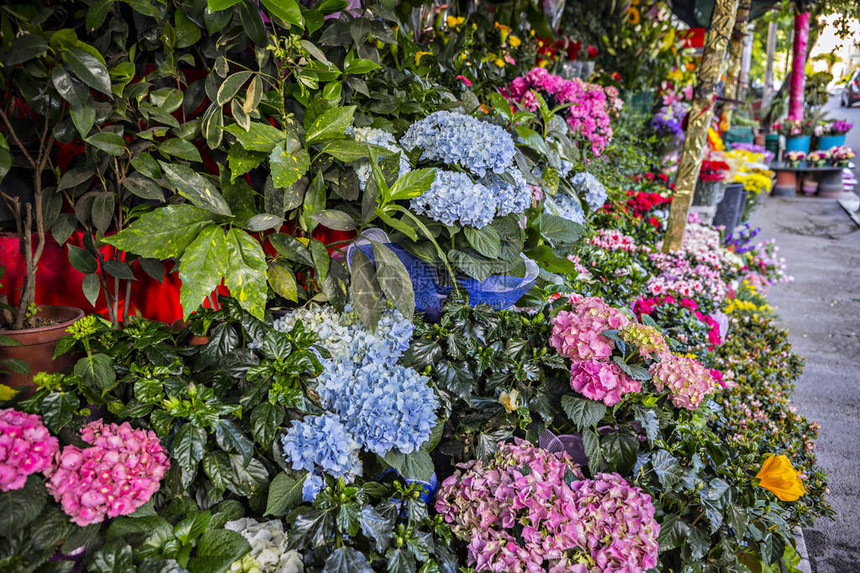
[785,136,811,154]
[817,134,846,150]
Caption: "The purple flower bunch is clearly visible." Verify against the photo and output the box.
[650,104,686,142]
[724,223,761,254]
[550,297,641,406]
[45,420,170,526]
[829,120,852,135]
[506,68,614,155]
[435,439,660,572]
[0,408,59,492]
[650,353,716,410]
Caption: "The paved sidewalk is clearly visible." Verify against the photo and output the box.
[753,196,860,572]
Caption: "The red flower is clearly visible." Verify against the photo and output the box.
[587,45,598,58]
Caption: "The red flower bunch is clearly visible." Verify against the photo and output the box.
[633,295,723,349]
[699,159,730,182]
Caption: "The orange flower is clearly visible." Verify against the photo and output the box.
[627,7,640,25]
[755,454,806,502]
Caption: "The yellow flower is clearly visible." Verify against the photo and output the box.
[0,384,18,401]
[494,58,505,68]
[415,51,432,66]
[756,454,806,501]
[667,68,683,82]
[707,127,725,151]
[499,389,519,413]
[446,16,464,28]
[508,35,521,48]
[494,21,510,42]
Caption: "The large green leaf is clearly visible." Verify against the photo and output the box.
[86,132,125,156]
[267,262,298,302]
[0,475,47,536]
[270,142,310,189]
[381,449,434,482]
[323,546,373,573]
[350,249,384,329]
[464,226,501,259]
[5,34,49,66]
[178,225,229,318]
[224,229,267,319]
[370,241,413,320]
[63,47,112,95]
[187,529,251,573]
[561,395,606,431]
[161,163,232,216]
[388,168,435,202]
[216,71,254,106]
[215,419,254,466]
[540,213,584,245]
[159,138,202,162]
[305,106,355,145]
[260,0,303,26]
[651,450,683,490]
[172,423,208,473]
[103,205,216,259]
[264,472,305,517]
[73,353,116,394]
[52,66,94,137]
[225,123,286,153]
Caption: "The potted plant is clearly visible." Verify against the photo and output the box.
[815,119,852,149]
[0,13,104,385]
[806,149,830,168]
[774,118,813,154]
[693,157,730,207]
[784,150,806,168]
[830,145,856,167]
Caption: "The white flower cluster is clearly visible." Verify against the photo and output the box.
[225,518,303,573]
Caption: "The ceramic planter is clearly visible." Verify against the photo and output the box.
[785,136,811,154]
[772,170,798,197]
[713,183,747,232]
[692,180,726,207]
[817,134,846,150]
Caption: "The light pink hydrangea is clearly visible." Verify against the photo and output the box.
[549,296,629,361]
[570,359,641,406]
[650,354,717,410]
[0,408,59,491]
[45,420,169,526]
[435,439,659,572]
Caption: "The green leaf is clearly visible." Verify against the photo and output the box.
[0,475,47,536]
[370,241,413,321]
[388,168,435,202]
[561,395,607,431]
[540,213,584,245]
[74,353,116,394]
[178,225,229,319]
[187,529,251,573]
[264,472,305,517]
[358,505,393,553]
[202,452,233,492]
[174,511,212,545]
[224,228,268,320]
[321,140,375,162]
[260,0,303,26]
[350,249,384,329]
[270,142,310,189]
[245,214,283,232]
[130,152,162,179]
[217,71,254,106]
[381,449,434,482]
[89,539,134,573]
[657,513,690,552]
[102,260,135,281]
[225,123,285,153]
[86,132,125,156]
[302,171,325,231]
[159,139,202,162]
[323,546,373,573]
[68,245,98,274]
[5,34,49,66]
[215,419,254,467]
[172,423,208,473]
[39,392,79,432]
[161,162,233,217]
[228,455,269,497]
[436,360,473,402]
[601,432,638,474]
[270,234,313,266]
[207,0,241,10]
[651,450,683,489]
[305,106,356,145]
[124,173,164,201]
[464,226,501,259]
[267,263,298,302]
[311,209,356,231]
[174,9,202,49]
[228,146,266,181]
[52,66,94,137]
[64,47,112,95]
[581,427,601,468]
[103,205,216,260]
[343,52,381,75]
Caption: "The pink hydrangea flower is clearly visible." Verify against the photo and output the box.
[570,359,641,406]
[650,354,717,410]
[549,296,629,361]
[620,322,670,359]
[436,440,659,572]
[0,408,59,492]
[45,420,170,526]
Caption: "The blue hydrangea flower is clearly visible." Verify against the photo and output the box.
[352,127,411,191]
[302,471,325,503]
[558,159,574,178]
[410,170,497,228]
[281,414,362,480]
[482,168,531,217]
[545,192,585,225]
[571,172,608,211]
[316,361,439,457]
[400,111,515,178]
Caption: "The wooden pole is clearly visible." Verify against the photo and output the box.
[763,20,777,110]
[663,0,740,252]
[787,11,811,120]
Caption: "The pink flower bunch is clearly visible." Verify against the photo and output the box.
[506,68,614,155]
[650,354,716,410]
[436,440,659,573]
[588,229,637,252]
[620,323,669,358]
[649,252,729,301]
[45,420,170,526]
[570,359,642,406]
[0,409,59,492]
[550,297,629,361]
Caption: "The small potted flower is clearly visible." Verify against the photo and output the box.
[774,119,814,153]
[830,146,856,167]
[693,158,730,206]
[806,149,831,168]
[816,119,853,149]
[784,150,806,167]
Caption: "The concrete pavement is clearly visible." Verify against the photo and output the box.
[752,195,860,572]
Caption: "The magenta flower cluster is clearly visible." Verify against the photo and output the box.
[588,229,638,252]
[650,353,717,410]
[506,68,615,155]
[570,359,641,407]
[435,439,659,572]
[45,420,170,526]
[0,408,59,492]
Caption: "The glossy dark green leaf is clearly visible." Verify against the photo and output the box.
[91,192,115,234]
[5,34,49,66]
[187,529,251,573]
[86,132,125,156]
[238,0,267,45]
[228,455,268,497]
[269,233,313,266]
[39,392,79,432]
[74,353,116,393]
[64,47,112,95]
[311,209,356,231]
[350,249,383,329]
[124,173,164,201]
[89,539,134,573]
[207,0,241,11]
[224,228,268,320]
[270,142,310,189]
[172,423,208,473]
[160,162,232,216]
[264,472,304,517]
[302,171,325,230]
[651,450,683,489]
[561,395,606,431]
[260,0,303,26]
[174,511,212,545]
[323,546,373,573]
[103,205,215,260]
[228,146,266,181]
[381,449,433,482]
[102,260,136,281]
[358,505,393,553]
[464,226,501,259]
[202,452,233,491]
[174,9,201,48]
[86,0,113,31]
[0,475,47,536]
[52,66,94,137]
[371,241,413,320]
[178,225,229,318]
[68,245,98,274]
[305,106,356,145]
[601,432,638,474]
[159,138,202,162]
[215,419,254,466]
[540,213,584,245]
[217,71,254,106]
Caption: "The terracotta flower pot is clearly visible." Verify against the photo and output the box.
[170,319,210,346]
[0,306,84,391]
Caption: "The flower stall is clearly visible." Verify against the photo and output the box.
[0,1,830,573]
